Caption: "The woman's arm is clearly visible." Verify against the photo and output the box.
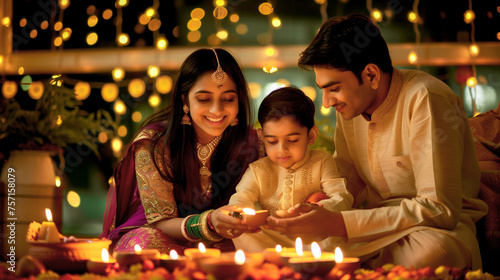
[151,218,184,240]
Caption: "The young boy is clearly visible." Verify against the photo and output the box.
[228,86,353,252]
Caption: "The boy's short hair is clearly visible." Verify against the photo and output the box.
[258,86,315,130]
[298,13,393,83]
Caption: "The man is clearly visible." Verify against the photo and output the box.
[265,13,487,269]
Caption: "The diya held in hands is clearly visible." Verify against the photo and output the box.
[241,208,269,227]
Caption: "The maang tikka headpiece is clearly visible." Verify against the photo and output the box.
[210,48,228,88]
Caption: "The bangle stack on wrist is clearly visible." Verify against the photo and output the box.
[199,210,223,242]
[181,210,223,242]
[181,215,201,242]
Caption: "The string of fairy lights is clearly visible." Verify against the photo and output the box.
[365,0,483,116]
[0,0,497,139]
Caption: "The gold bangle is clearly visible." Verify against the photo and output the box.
[200,210,223,242]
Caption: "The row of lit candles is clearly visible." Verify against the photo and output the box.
[38,208,359,277]
[86,239,359,277]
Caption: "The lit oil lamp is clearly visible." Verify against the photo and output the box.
[38,208,60,243]
[241,208,269,227]
[263,244,286,267]
[159,249,187,272]
[184,242,221,261]
[87,248,117,275]
[114,244,160,268]
[331,247,360,277]
[200,249,249,279]
[279,238,313,265]
[288,242,336,277]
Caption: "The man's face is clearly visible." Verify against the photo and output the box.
[314,66,378,120]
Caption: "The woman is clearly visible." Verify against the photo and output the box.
[100,48,261,254]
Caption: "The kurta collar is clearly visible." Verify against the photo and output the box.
[371,68,403,120]
[280,148,312,172]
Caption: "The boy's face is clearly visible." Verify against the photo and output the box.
[259,116,317,169]
[314,66,379,120]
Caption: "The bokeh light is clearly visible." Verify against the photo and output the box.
[101,83,119,102]
[74,81,91,100]
[3,81,18,98]
[258,3,273,15]
[28,81,44,100]
[67,191,81,208]
[156,75,173,94]
[114,99,127,115]
[132,111,143,122]
[191,8,205,19]
[86,32,98,45]
[128,79,146,98]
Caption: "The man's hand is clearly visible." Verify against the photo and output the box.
[264,203,347,243]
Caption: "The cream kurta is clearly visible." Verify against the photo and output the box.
[336,69,488,269]
[229,149,353,252]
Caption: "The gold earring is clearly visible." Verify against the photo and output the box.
[230,117,239,126]
[181,104,192,125]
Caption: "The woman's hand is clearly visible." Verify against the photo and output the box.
[211,205,261,238]
[264,203,347,243]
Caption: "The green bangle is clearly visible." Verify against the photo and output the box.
[186,215,197,239]
[182,215,200,242]
[187,214,203,240]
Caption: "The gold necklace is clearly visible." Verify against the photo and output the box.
[196,134,222,176]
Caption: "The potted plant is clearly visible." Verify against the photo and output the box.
[0,76,117,258]
[0,77,117,161]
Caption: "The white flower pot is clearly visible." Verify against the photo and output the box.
[1,150,62,260]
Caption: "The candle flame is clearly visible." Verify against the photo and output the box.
[275,244,282,253]
[101,248,110,262]
[169,250,179,260]
[242,208,256,215]
[295,237,303,256]
[235,249,245,265]
[311,242,321,259]
[198,242,207,253]
[45,208,53,222]
[134,244,142,253]
[335,247,344,263]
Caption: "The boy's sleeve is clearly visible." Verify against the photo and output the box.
[228,164,261,209]
[318,153,354,212]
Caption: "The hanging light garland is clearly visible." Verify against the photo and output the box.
[409,0,421,68]
[259,1,280,73]
[464,0,479,116]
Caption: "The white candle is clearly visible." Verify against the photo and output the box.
[38,208,60,242]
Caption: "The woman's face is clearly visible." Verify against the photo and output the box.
[183,71,239,144]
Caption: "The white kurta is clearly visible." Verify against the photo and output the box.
[336,68,488,269]
[229,149,353,252]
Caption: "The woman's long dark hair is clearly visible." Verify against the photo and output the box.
[137,48,259,217]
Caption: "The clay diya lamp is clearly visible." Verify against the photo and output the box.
[159,250,187,272]
[330,247,360,277]
[241,208,269,227]
[288,242,336,277]
[279,238,313,266]
[87,248,117,275]
[200,249,250,279]
[184,242,221,267]
[114,244,160,269]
